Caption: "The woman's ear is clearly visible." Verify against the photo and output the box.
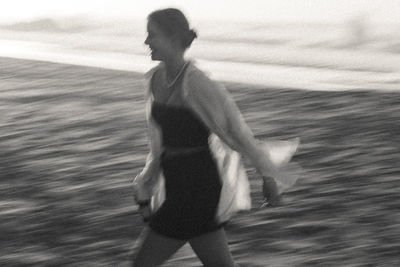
[170,33,183,48]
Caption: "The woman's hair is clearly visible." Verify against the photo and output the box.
[148,8,198,49]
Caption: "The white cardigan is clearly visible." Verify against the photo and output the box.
[133,61,299,223]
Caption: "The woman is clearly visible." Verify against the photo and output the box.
[132,8,298,266]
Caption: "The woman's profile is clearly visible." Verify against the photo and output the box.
[132,8,299,266]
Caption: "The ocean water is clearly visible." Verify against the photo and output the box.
[0,18,399,91]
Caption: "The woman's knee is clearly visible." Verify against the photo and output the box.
[189,229,235,267]
[132,228,185,266]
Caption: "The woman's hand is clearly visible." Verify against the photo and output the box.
[137,200,152,223]
[139,205,152,223]
[261,177,281,208]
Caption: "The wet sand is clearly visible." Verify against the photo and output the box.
[0,57,399,266]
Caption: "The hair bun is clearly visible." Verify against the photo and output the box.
[189,29,198,39]
[182,29,197,48]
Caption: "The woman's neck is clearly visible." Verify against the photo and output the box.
[163,55,186,82]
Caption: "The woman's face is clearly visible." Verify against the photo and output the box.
[145,19,175,62]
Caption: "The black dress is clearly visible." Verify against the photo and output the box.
[148,102,224,240]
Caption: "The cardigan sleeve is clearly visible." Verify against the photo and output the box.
[185,70,280,179]
[132,100,163,202]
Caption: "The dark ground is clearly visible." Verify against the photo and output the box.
[0,57,399,266]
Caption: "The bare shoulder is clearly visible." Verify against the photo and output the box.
[187,66,222,91]
[186,67,229,101]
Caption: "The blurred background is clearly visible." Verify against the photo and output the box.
[1,0,399,90]
[0,0,399,266]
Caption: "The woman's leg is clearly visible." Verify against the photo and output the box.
[132,227,186,267]
[189,228,236,267]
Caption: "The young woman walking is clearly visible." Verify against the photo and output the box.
[132,8,298,266]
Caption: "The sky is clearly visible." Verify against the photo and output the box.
[1,0,399,24]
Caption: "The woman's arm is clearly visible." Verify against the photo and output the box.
[132,106,163,203]
[185,70,280,179]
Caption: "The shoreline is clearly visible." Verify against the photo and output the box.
[1,38,399,92]
[2,55,399,96]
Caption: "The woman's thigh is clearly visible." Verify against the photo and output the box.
[132,227,186,267]
[189,228,235,267]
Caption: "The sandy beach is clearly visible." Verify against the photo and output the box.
[0,56,399,266]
